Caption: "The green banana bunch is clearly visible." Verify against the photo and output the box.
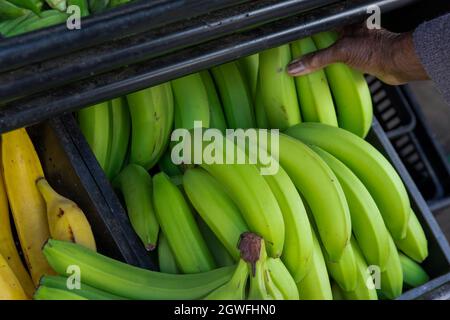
[268,132,350,262]
[43,239,235,300]
[204,259,248,300]
[104,97,130,180]
[379,236,403,299]
[246,238,273,300]
[331,281,345,300]
[398,252,429,288]
[290,37,338,126]
[172,73,210,129]
[158,149,182,177]
[296,230,333,300]
[34,286,87,300]
[78,102,111,171]
[242,132,313,282]
[394,208,428,263]
[157,232,179,274]
[183,167,248,261]
[196,218,235,267]
[153,172,216,273]
[312,31,373,138]
[341,238,378,300]
[199,70,227,132]
[285,123,410,240]
[258,44,301,130]
[266,258,299,300]
[237,53,259,99]
[127,82,174,170]
[211,61,255,129]
[40,275,125,300]
[311,145,390,270]
[113,164,159,251]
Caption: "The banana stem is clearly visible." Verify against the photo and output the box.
[36,178,56,204]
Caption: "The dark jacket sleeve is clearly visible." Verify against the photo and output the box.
[413,13,450,104]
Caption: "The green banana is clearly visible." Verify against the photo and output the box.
[88,0,108,13]
[242,132,313,282]
[264,270,284,300]
[285,123,410,240]
[398,252,429,288]
[34,286,88,300]
[0,11,31,35]
[394,208,428,263]
[296,230,333,300]
[0,0,28,19]
[237,53,259,99]
[157,232,179,274]
[204,259,248,300]
[200,70,227,132]
[104,97,130,180]
[196,217,235,267]
[379,236,403,299]
[266,132,350,262]
[323,242,358,292]
[342,238,378,300]
[258,44,301,129]
[153,172,215,273]
[172,73,210,129]
[247,239,272,300]
[182,167,249,261]
[43,239,235,300]
[158,149,182,177]
[127,82,174,170]
[113,164,159,251]
[211,61,255,129]
[311,146,390,270]
[266,258,299,300]
[78,102,111,171]
[290,38,338,126]
[312,31,373,138]
[254,76,269,129]
[40,275,125,300]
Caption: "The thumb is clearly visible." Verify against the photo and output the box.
[287,45,343,76]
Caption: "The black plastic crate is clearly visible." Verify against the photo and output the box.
[61,113,450,299]
[26,118,153,269]
[369,76,450,212]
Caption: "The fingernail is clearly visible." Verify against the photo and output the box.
[287,61,306,75]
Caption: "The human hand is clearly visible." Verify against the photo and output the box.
[287,25,429,85]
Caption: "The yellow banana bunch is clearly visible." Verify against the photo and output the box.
[1,128,54,285]
[0,253,28,300]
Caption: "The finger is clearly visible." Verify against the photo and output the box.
[287,45,344,76]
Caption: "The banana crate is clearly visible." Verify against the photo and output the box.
[51,111,450,300]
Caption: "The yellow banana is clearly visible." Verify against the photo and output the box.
[0,253,28,300]
[36,178,96,251]
[285,123,410,240]
[259,44,301,129]
[290,37,338,126]
[1,128,53,285]
[0,165,34,297]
